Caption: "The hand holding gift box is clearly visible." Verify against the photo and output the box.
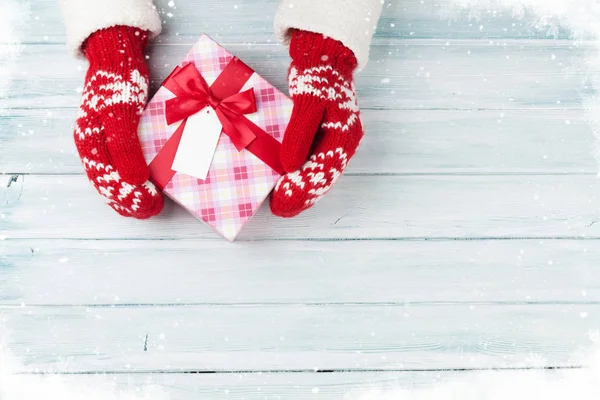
[62,0,377,221]
[138,35,293,241]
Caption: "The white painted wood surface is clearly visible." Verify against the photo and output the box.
[3,175,600,240]
[1,240,598,305]
[2,0,600,398]
[5,304,597,373]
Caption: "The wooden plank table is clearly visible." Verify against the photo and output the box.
[2,0,600,398]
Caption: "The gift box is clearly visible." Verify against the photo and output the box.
[138,34,293,241]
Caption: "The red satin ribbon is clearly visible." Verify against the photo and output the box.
[165,63,258,151]
[148,58,284,190]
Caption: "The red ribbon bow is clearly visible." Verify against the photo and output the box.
[148,58,285,190]
[165,63,257,151]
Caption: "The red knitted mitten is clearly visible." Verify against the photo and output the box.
[74,26,163,219]
[270,30,363,218]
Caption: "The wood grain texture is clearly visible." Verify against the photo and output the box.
[4,304,597,373]
[2,41,592,111]
[15,0,573,45]
[1,239,598,306]
[1,109,594,175]
[2,175,599,240]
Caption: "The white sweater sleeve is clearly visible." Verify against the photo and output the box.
[275,0,383,70]
[59,0,162,57]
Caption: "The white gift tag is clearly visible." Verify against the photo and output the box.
[171,106,223,180]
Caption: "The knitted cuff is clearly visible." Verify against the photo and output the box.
[83,26,149,71]
[289,30,358,79]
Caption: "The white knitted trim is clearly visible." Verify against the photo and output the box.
[59,0,162,57]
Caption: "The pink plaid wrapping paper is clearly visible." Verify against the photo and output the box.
[138,35,293,241]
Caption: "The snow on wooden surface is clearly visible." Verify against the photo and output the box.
[1,0,600,398]
[3,371,549,400]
